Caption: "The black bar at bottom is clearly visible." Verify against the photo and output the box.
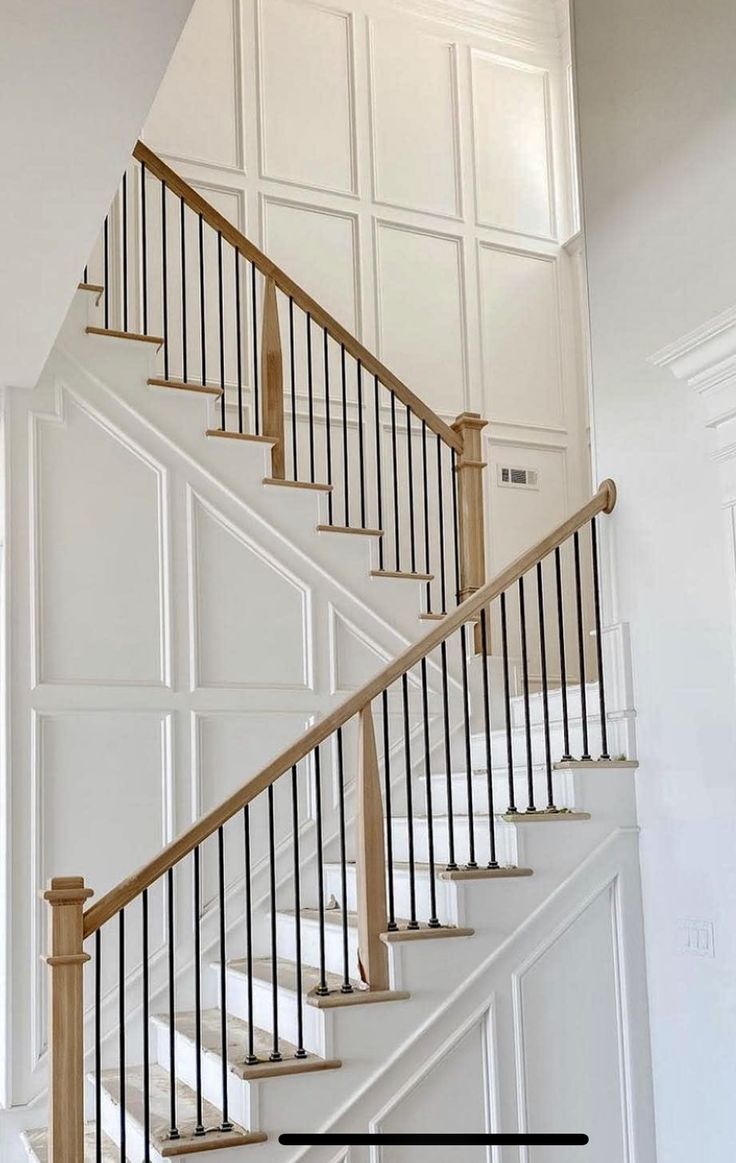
[279,1133,588,1146]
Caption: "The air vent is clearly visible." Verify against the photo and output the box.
[498,465,539,490]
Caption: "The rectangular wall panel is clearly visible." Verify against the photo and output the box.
[472,52,553,237]
[145,0,241,169]
[375,222,466,414]
[258,0,356,194]
[479,245,564,430]
[369,20,460,217]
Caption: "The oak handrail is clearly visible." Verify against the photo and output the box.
[82,479,615,938]
[133,140,462,455]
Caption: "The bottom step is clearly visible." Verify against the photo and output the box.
[22,1126,126,1163]
[100,1064,266,1156]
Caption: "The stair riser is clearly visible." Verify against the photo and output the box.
[389,817,520,871]
[274,912,359,981]
[222,968,327,1057]
[323,863,460,924]
[152,1019,251,1131]
[471,717,611,771]
[424,768,574,816]
[508,684,600,730]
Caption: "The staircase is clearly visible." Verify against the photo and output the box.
[20,145,646,1163]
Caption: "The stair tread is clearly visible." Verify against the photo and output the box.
[23,1126,127,1163]
[280,907,470,938]
[324,859,533,880]
[153,1008,341,1079]
[228,955,361,997]
[98,1064,265,1154]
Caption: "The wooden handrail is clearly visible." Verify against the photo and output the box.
[82,479,615,939]
[133,140,462,455]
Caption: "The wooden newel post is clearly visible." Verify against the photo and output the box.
[261,275,285,480]
[451,412,488,603]
[355,703,390,992]
[44,876,93,1163]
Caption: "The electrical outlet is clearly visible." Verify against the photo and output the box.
[677,919,715,958]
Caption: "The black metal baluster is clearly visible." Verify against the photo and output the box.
[324,330,334,519]
[500,591,517,814]
[554,546,573,761]
[95,929,102,1163]
[519,577,536,812]
[119,910,126,1163]
[374,377,384,568]
[235,250,243,432]
[291,765,307,1057]
[357,361,366,527]
[306,313,315,482]
[193,847,205,1135]
[381,688,397,930]
[591,518,611,759]
[440,640,457,870]
[166,868,179,1140]
[401,673,419,928]
[390,393,400,569]
[161,185,169,380]
[217,826,233,1128]
[289,299,298,479]
[479,608,498,866]
[180,197,187,382]
[142,890,151,1162]
[420,658,440,926]
[122,171,128,333]
[141,162,148,336]
[537,563,556,811]
[83,264,89,285]
[217,232,225,426]
[243,805,257,1063]
[341,346,350,526]
[406,407,416,572]
[436,437,447,612]
[198,213,207,393]
[251,263,260,434]
[336,729,354,989]
[313,747,330,995]
[573,530,591,760]
[421,420,432,610]
[103,215,110,329]
[460,622,477,867]
[267,785,282,1058]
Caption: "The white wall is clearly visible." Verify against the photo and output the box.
[571,1,736,1159]
[138,0,592,575]
[0,0,194,390]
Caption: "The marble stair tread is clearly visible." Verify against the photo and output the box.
[225,957,408,1007]
[98,1064,265,1154]
[22,1126,128,1163]
[154,1008,341,1079]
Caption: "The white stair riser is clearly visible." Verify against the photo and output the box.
[424,768,574,815]
[508,684,600,729]
[151,1018,251,1130]
[222,967,327,1057]
[274,912,359,981]
[389,816,520,870]
[323,862,460,924]
[471,717,611,771]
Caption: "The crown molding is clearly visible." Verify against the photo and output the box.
[391,0,564,55]
[648,304,736,389]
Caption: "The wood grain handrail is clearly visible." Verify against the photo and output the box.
[82,479,616,938]
[133,141,462,454]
